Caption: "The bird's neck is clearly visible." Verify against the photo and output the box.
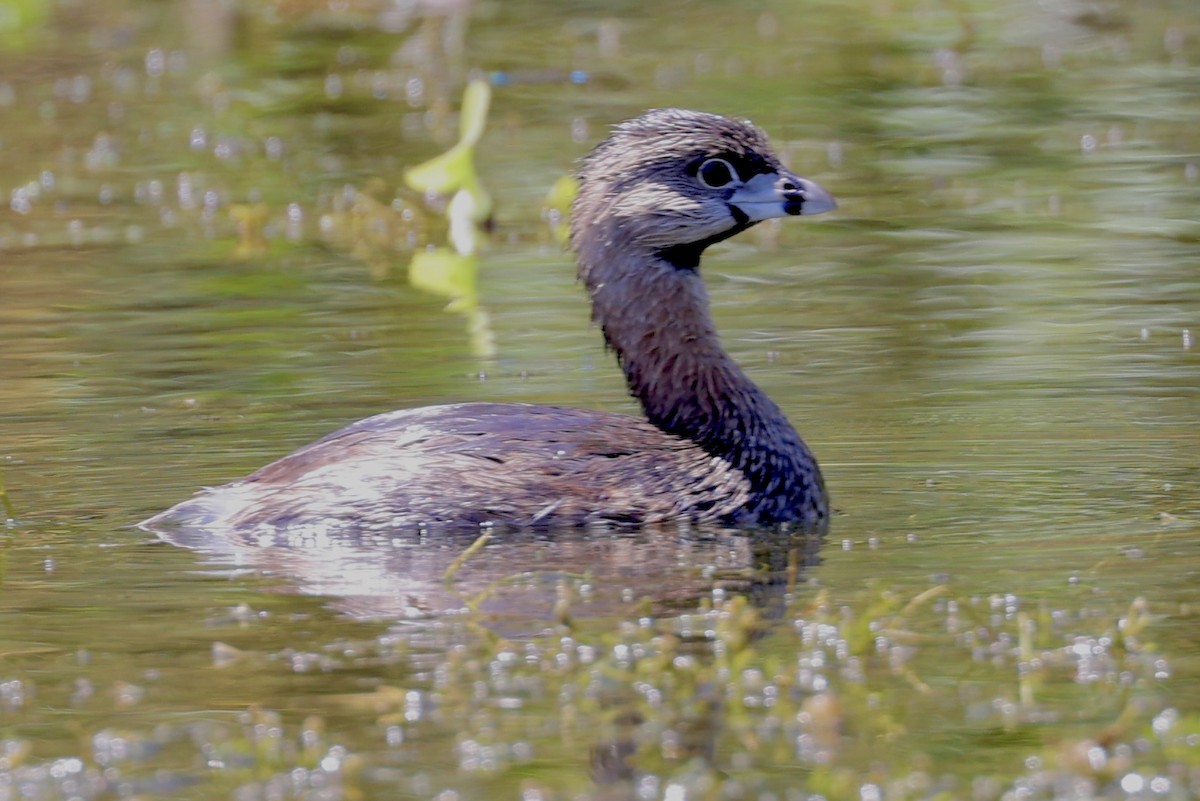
[579,241,824,520]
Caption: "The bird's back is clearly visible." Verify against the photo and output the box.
[140,402,755,533]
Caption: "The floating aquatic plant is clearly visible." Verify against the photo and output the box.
[405,79,496,359]
[404,78,493,225]
[543,174,578,244]
[229,203,270,260]
[0,0,50,50]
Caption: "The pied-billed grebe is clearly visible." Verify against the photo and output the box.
[140,108,836,533]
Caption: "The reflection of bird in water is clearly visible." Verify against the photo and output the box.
[141,108,836,534]
[158,525,823,626]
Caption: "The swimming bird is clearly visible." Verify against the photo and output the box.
[140,108,836,534]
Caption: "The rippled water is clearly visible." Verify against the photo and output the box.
[1,0,1198,799]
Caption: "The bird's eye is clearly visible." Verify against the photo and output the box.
[696,158,739,189]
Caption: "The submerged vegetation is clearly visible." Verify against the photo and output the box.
[0,582,1192,800]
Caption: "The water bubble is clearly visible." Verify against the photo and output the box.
[827,141,843,168]
[371,71,389,100]
[10,188,31,214]
[1164,26,1185,54]
[71,678,94,705]
[1080,133,1098,153]
[111,66,138,95]
[405,77,424,107]
[1120,774,1145,793]
[177,172,195,210]
[202,189,220,220]
[324,73,344,100]
[286,203,303,241]
[145,48,166,77]
[214,137,236,161]
[189,127,207,151]
[757,12,778,39]
[403,689,423,722]
[1183,329,1193,350]
[69,74,92,103]
[1152,708,1178,736]
[598,19,621,57]
[934,48,964,86]
[570,117,588,143]
[1,679,27,709]
[85,133,119,171]
[1185,163,1197,183]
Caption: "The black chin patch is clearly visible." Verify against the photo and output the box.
[655,242,706,271]
[656,221,754,270]
[656,204,755,270]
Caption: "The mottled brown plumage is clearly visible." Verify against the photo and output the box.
[140,108,836,534]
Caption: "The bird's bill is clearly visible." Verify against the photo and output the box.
[730,171,837,221]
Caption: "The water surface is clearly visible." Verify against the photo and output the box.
[1,0,1198,799]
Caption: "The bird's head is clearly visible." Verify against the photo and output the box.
[571,108,836,270]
